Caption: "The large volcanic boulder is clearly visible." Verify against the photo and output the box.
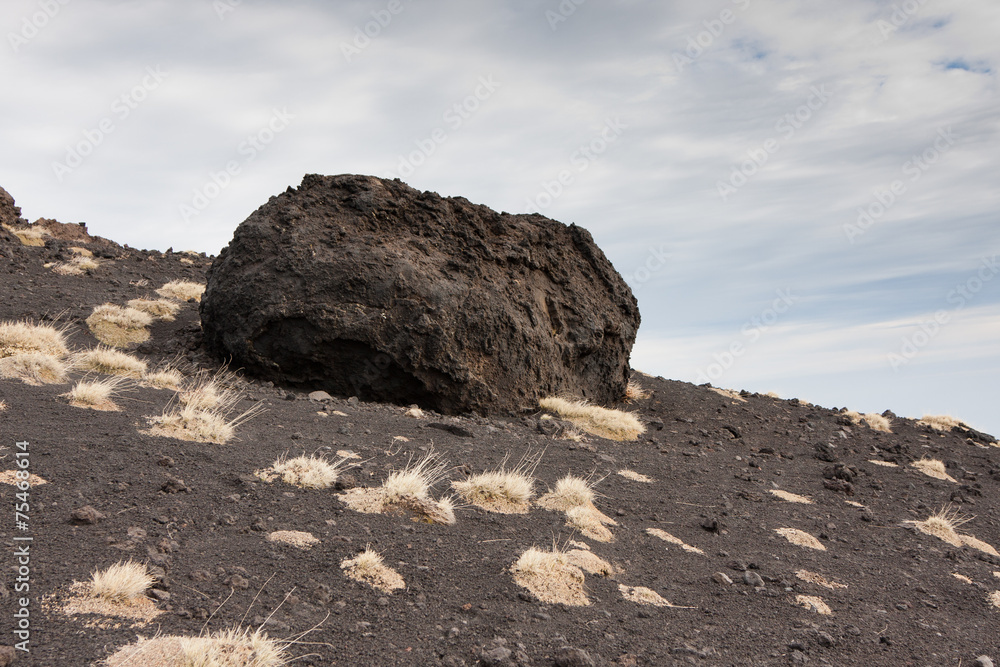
[0,186,25,227]
[200,174,640,415]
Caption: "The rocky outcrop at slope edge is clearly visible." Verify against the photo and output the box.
[200,174,641,415]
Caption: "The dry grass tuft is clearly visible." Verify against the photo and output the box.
[775,528,826,551]
[646,528,705,555]
[404,406,425,418]
[156,279,206,302]
[143,367,184,390]
[868,460,898,468]
[53,255,101,275]
[795,570,847,590]
[795,595,832,615]
[565,549,615,576]
[537,474,596,511]
[69,246,92,256]
[911,458,957,482]
[341,547,405,592]
[0,352,68,385]
[340,452,455,524]
[952,572,973,584]
[63,377,127,411]
[904,507,1000,556]
[128,297,181,321]
[0,400,5,411]
[73,346,147,377]
[708,387,747,402]
[3,223,49,246]
[625,380,648,401]
[89,560,153,603]
[258,454,347,489]
[565,505,616,542]
[843,410,892,433]
[147,401,261,445]
[617,469,654,483]
[765,391,781,398]
[917,414,965,431]
[619,584,672,607]
[451,452,539,513]
[106,627,289,667]
[266,530,319,550]
[990,591,1000,610]
[86,304,153,347]
[0,470,47,485]
[0,320,70,358]
[511,546,589,606]
[538,396,645,441]
[770,489,814,504]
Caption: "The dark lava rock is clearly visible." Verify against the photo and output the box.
[0,186,24,227]
[200,174,640,415]
[554,646,596,667]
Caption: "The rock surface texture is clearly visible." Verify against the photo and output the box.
[200,174,640,415]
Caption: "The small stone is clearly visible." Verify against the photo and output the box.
[70,505,105,524]
[157,456,175,467]
[790,649,810,665]
[814,631,835,648]
[554,646,596,667]
[226,574,250,589]
[161,477,189,494]
[615,655,640,667]
[149,589,171,602]
[477,646,512,666]
[0,646,14,667]
[712,572,733,585]
[743,571,764,587]
[308,390,333,402]
[974,657,995,667]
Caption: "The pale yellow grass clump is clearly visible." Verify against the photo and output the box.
[619,584,673,607]
[510,547,589,606]
[341,547,405,592]
[565,505,617,542]
[452,452,538,513]
[73,346,147,377]
[775,528,827,551]
[795,570,848,590]
[843,410,892,433]
[646,528,705,555]
[952,573,974,584]
[128,297,181,321]
[340,452,456,524]
[89,560,154,603]
[143,367,184,390]
[147,400,261,445]
[625,380,648,401]
[617,469,654,483]
[795,595,832,615]
[3,223,48,246]
[565,548,615,576]
[917,414,965,431]
[906,508,1000,557]
[86,304,153,347]
[267,530,319,549]
[709,387,747,402]
[0,320,70,358]
[538,396,645,441]
[868,460,899,468]
[258,454,346,489]
[105,628,289,667]
[156,279,206,302]
[537,474,616,541]
[0,400,5,411]
[990,591,1000,610]
[0,470,47,485]
[0,352,68,385]
[770,489,814,504]
[63,377,127,411]
[404,406,425,418]
[53,255,101,276]
[69,246,93,257]
[911,458,957,482]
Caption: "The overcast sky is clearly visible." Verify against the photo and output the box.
[2,0,998,434]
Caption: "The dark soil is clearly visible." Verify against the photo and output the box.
[2,231,1000,666]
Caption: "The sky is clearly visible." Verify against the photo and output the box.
[2,0,998,435]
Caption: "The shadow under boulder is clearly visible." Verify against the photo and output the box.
[200,174,640,415]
